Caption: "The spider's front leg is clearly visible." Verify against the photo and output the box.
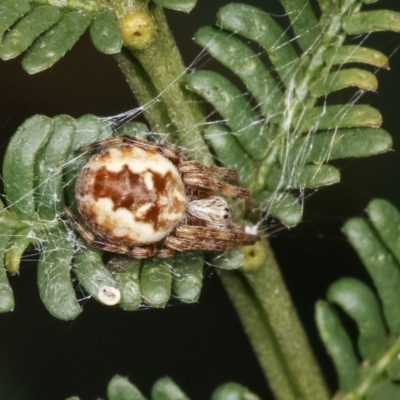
[184,173,250,199]
[175,225,258,243]
[164,234,251,252]
[179,160,239,181]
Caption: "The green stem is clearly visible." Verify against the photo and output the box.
[114,49,175,136]
[218,269,301,400]
[220,240,330,400]
[126,4,212,165]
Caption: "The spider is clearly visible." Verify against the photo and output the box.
[64,135,258,259]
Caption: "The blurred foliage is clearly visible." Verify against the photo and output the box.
[67,375,260,400]
[317,200,400,400]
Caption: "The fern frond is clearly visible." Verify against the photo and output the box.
[186,3,396,226]
[0,0,199,74]
[0,1,119,72]
[316,199,400,399]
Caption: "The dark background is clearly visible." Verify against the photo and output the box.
[1,1,400,399]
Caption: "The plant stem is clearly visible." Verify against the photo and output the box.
[114,49,175,136]
[220,239,330,400]
[124,4,212,165]
[218,269,301,400]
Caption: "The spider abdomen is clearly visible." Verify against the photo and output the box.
[75,144,187,244]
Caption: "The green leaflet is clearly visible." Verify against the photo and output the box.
[211,382,261,400]
[290,128,392,163]
[254,191,302,228]
[0,0,30,41]
[327,278,387,362]
[4,227,40,274]
[117,121,149,140]
[186,70,269,160]
[211,249,245,271]
[89,9,122,54]
[315,301,360,392]
[37,228,81,320]
[323,46,389,69]
[266,164,340,190]
[194,26,283,120]
[73,247,120,306]
[343,11,400,35]
[343,218,400,335]
[22,11,93,74]
[152,0,197,13]
[203,125,255,189]
[35,115,76,220]
[111,257,142,311]
[279,0,319,51]
[140,259,172,307]
[310,68,378,97]
[0,6,61,60]
[107,375,147,400]
[3,115,53,218]
[170,252,203,303]
[70,114,113,150]
[366,199,400,263]
[152,378,190,400]
[216,3,298,88]
[297,105,382,133]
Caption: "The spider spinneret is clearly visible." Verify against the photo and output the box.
[65,135,258,259]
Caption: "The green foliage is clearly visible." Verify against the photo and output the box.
[0,114,227,319]
[186,2,396,227]
[1,0,400,398]
[0,0,198,74]
[67,375,260,400]
[0,0,396,228]
[316,199,400,399]
[0,0,122,73]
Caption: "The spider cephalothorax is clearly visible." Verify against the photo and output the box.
[64,135,258,258]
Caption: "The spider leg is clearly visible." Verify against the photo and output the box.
[183,173,250,199]
[164,235,244,252]
[175,225,258,243]
[63,206,172,259]
[77,135,181,164]
[63,206,96,244]
[179,160,239,181]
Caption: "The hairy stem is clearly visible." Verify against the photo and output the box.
[123,4,212,165]
[114,49,175,137]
